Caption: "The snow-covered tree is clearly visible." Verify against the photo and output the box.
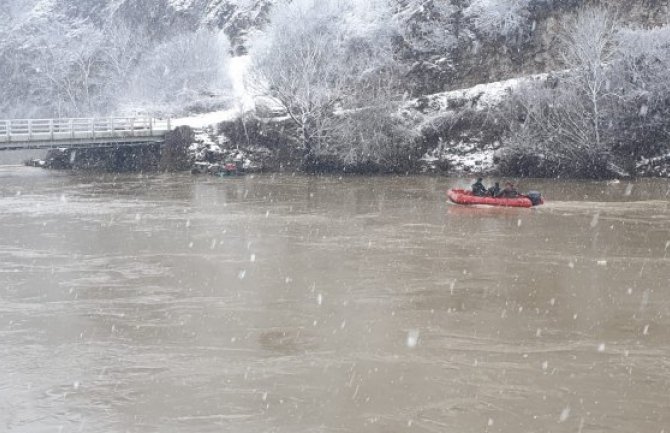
[30,17,109,116]
[125,30,232,115]
[100,22,149,91]
[250,0,400,165]
[394,0,462,54]
[466,0,536,41]
[503,6,670,177]
[611,25,670,169]
[559,6,619,150]
[502,7,623,177]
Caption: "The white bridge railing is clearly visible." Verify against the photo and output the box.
[0,118,172,147]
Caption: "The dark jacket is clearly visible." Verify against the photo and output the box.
[497,185,519,198]
[472,180,487,196]
[488,184,501,197]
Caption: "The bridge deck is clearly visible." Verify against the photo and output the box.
[0,118,171,150]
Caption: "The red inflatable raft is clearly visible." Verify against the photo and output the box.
[447,189,543,208]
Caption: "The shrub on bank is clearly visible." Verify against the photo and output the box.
[160,126,194,172]
[497,146,612,179]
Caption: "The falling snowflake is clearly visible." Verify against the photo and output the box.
[406,330,420,348]
[559,406,571,422]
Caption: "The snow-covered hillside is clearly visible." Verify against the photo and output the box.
[4,0,670,177]
[0,0,269,118]
[408,75,548,174]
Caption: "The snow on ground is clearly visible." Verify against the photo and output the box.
[638,152,670,167]
[433,78,521,111]
[637,152,670,177]
[168,0,198,12]
[176,65,551,174]
[421,141,499,173]
[6,0,59,30]
[229,55,254,111]
[189,131,220,152]
[408,72,548,114]
[173,56,254,129]
[172,109,239,129]
[444,147,497,172]
[408,75,547,173]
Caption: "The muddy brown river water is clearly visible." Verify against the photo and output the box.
[1,167,669,433]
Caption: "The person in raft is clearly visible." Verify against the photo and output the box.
[496,182,519,198]
[471,177,487,196]
[487,182,501,197]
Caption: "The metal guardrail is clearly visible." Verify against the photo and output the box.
[0,118,171,148]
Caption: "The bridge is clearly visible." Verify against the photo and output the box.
[0,118,172,151]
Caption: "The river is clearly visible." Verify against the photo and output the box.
[1,166,668,433]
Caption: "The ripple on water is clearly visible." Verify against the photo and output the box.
[1,172,669,432]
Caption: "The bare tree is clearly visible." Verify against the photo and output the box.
[559,6,619,150]
[68,25,106,114]
[506,13,670,178]
[394,0,461,54]
[0,9,9,34]
[31,18,103,116]
[101,22,149,91]
[503,79,614,177]
[250,0,399,164]
[611,25,670,170]
[250,0,348,157]
[501,7,626,178]
[337,87,421,172]
[466,0,534,41]
[126,30,232,115]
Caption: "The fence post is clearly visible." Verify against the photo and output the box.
[6,120,10,143]
[28,120,33,140]
[91,118,95,139]
[167,118,171,132]
[50,119,54,141]
[130,118,135,137]
[70,119,74,139]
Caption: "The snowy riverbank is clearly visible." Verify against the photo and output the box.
[174,70,670,178]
